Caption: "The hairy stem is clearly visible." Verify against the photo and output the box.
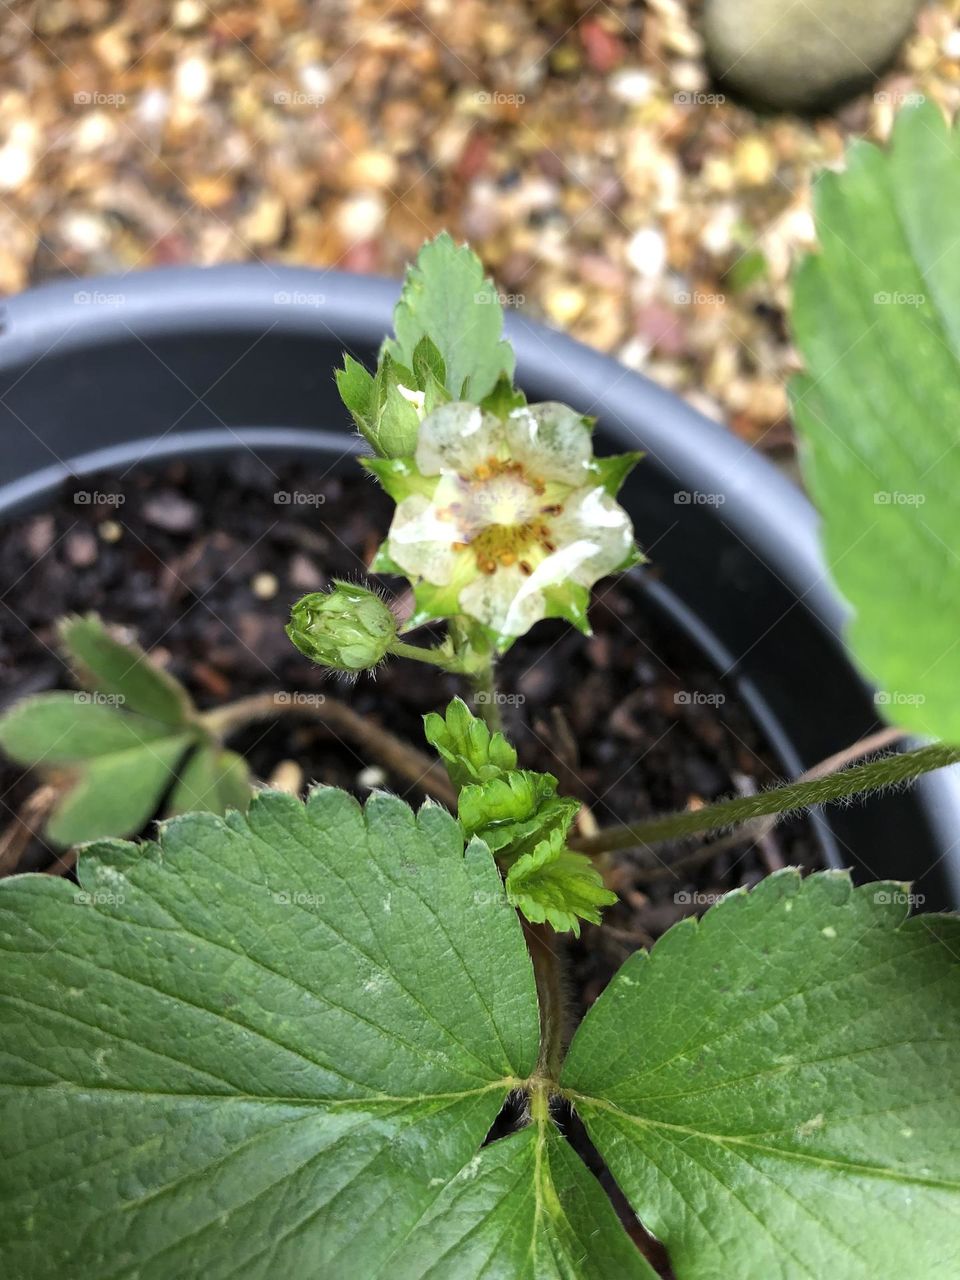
[470,657,504,733]
[523,920,567,1079]
[570,741,960,856]
[389,641,465,672]
[201,692,456,807]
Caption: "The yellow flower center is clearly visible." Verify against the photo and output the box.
[436,457,564,576]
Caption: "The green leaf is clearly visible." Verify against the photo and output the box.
[458,770,579,858]
[390,1118,657,1278]
[167,744,252,817]
[411,334,446,389]
[561,870,960,1279]
[0,790,541,1279]
[506,832,616,937]
[58,614,192,725]
[791,102,960,741]
[423,695,517,788]
[47,732,194,846]
[384,232,515,403]
[0,692,179,764]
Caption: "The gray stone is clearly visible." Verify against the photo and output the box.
[702,0,922,113]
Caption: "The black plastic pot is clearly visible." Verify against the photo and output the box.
[1,265,958,908]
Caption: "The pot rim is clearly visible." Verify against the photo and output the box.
[2,262,958,898]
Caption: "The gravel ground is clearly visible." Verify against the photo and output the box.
[1,1,959,456]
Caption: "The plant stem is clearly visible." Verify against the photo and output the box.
[523,920,567,1079]
[570,741,960,856]
[201,692,456,807]
[470,656,504,733]
[389,641,465,672]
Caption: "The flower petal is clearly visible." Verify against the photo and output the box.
[414,402,504,476]
[459,566,548,641]
[387,494,459,584]
[547,487,636,586]
[505,402,593,484]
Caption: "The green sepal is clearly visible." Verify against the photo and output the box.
[591,451,643,497]
[423,696,517,788]
[360,455,434,504]
[505,829,617,935]
[615,544,647,572]
[368,539,408,576]
[541,582,592,636]
[406,579,469,630]
[334,353,376,434]
[369,352,422,457]
[481,374,527,417]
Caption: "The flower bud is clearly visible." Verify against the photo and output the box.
[286,582,397,672]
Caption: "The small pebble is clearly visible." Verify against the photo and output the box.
[251,572,278,600]
[175,55,212,104]
[544,284,586,326]
[289,553,323,590]
[626,227,667,279]
[268,760,304,795]
[358,765,388,790]
[24,515,55,558]
[65,530,98,567]
[142,492,199,533]
[99,520,123,543]
[608,69,655,104]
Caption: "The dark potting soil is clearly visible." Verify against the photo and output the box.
[0,453,820,1275]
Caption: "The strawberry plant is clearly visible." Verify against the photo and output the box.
[2,106,960,1278]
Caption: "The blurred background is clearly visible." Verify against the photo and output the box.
[1,0,959,462]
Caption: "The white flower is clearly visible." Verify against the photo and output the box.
[367,401,641,649]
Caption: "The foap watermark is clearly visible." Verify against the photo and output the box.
[474,290,525,308]
[74,290,125,307]
[674,290,725,306]
[674,490,726,507]
[75,890,126,906]
[675,890,723,907]
[874,291,925,307]
[74,90,126,107]
[473,90,525,107]
[675,691,726,707]
[74,691,126,707]
[274,90,326,107]
[74,489,125,507]
[472,889,513,909]
[274,490,327,507]
[674,91,725,107]
[874,90,925,106]
[874,690,926,707]
[874,491,925,506]
[274,691,326,708]
[273,890,326,907]
[874,888,925,907]
[274,290,326,308]
[475,691,526,707]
